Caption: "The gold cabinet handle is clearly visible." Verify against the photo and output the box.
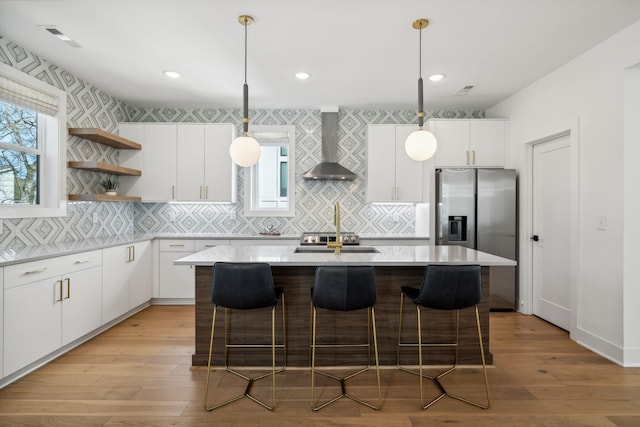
[172,185,175,199]
[200,186,203,200]
[169,244,185,247]
[466,150,470,166]
[472,150,476,165]
[55,280,63,302]
[205,186,209,200]
[131,245,135,262]
[64,277,71,300]
[25,267,47,275]
[74,259,92,264]
[204,244,216,248]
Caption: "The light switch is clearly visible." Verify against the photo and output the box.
[92,213,98,224]
[596,215,607,230]
[169,211,177,222]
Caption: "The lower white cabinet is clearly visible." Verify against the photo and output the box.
[102,241,152,323]
[158,239,229,300]
[3,251,102,376]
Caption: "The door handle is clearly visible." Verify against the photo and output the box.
[531,235,539,242]
[64,277,71,299]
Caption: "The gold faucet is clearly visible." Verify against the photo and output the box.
[327,201,343,255]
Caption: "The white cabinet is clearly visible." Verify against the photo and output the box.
[428,119,507,167]
[157,239,230,300]
[129,240,153,308]
[176,124,237,202]
[102,241,152,323]
[3,251,102,376]
[119,122,236,202]
[367,124,429,203]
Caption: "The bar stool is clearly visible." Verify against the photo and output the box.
[310,265,381,411]
[204,262,286,411]
[396,264,490,410]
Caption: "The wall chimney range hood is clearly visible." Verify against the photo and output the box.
[302,107,357,181]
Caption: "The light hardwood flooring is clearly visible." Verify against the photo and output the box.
[0,306,639,426]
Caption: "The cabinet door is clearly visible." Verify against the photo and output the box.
[4,278,62,376]
[0,269,3,379]
[159,252,195,298]
[118,123,144,197]
[394,125,424,202]
[176,124,205,201]
[61,266,103,346]
[366,125,396,202]
[432,120,471,167]
[469,120,506,167]
[204,124,236,202]
[102,245,131,323]
[143,124,177,201]
[130,241,153,308]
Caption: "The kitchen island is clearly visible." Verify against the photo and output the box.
[175,245,516,367]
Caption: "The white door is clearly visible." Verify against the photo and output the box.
[532,134,571,330]
[143,124,177,201]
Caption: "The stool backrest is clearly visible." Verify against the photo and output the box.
[211,262,277,309]
[416,265,482,310]
[312,266,376,311]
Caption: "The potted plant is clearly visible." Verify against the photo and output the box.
[100,176,118,196]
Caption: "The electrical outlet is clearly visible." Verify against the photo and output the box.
[392,213,399,222]
[169,211,177,222]
[229,210,236,220]
[92,213,98,224]
[596,215,607,230]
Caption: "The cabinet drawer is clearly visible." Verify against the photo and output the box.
[5,250,103,289]
[159,239,195,252]
[194,240,230,251]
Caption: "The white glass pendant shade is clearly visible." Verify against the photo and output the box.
[405,129,437,161]
[229,135,261,167]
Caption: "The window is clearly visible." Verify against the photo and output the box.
[244,125,295,217]
[0,62,66,218]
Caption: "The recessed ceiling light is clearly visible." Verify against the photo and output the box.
[163,70,181,79]
[428,73,445,82]
[295,72,311,80]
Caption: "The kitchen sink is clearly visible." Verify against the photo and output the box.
[293,246,380,254]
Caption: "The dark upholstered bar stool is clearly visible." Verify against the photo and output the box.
[204,262,286,411]
[310,265,381,411]
[396,264,490,410]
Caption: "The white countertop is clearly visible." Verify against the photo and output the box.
[174,245,516,267]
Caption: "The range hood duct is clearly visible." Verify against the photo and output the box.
[302,110,357,181]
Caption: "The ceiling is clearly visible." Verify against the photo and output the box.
[2,0,640,111]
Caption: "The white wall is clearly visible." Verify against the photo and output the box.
[488,20,640,365]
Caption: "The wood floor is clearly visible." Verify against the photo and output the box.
[0,306,639,426]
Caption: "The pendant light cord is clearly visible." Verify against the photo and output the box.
[244,21,248,85]
[417,22,424,129]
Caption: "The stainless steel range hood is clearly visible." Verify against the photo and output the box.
[302,108,357,181]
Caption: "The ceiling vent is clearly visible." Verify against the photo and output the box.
[43,26,82,48]
[455,85,475,96]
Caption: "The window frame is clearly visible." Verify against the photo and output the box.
[243,125,296,217]
[0,62,67,219]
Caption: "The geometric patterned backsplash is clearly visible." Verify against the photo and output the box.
[0,35,483,248]
[128,107,483,236]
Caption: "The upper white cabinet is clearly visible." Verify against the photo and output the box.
[177,124,237,202]
[428,119,507,168]
[367,124,429,203]
[119,123,236,202]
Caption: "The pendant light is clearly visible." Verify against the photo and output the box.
[405,18,438,161]
[229,15,261,167]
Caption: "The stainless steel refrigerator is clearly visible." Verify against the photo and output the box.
[435,168,518,310]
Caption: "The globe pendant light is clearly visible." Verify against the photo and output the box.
[405,18,437,161]
[229,15,261,167]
